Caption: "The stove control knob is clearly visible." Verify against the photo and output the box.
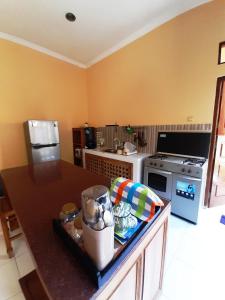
[150,162,153,165]
[188,169,191,174]
[154,163,157,166]
[181,168,185,172]
[160,164,163,167]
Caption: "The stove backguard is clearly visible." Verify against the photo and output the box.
[157,132,211,158]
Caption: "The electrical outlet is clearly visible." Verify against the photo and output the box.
[187,116,193,122]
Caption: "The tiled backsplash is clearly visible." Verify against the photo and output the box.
[96,124,212,154]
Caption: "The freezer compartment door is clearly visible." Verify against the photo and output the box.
[31,144,60,164]
[27,120,59,145]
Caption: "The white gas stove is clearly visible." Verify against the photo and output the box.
[144,154,207,179]
[143,132,210,224]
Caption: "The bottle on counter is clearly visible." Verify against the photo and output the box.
[59,202,81,242]
[59,202,79,223]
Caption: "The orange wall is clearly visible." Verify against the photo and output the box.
[0,39,88,170]
[2,1,225,169]
[87,0,225,127]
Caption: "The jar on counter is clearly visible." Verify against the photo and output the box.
[113,201,137,233]
[59,202,79,223]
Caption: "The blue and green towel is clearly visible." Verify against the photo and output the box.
[110,177,164,222]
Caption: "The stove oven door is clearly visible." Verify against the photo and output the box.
[171,174,202,224]
[144,167,172,200]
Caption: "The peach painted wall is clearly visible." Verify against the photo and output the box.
[87,0,225,127]
[0,39,88,170]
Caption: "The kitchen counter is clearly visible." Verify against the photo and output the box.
[1,160,170,300]
[83,148,150,163]
[83,149,150,182]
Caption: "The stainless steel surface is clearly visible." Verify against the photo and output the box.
[144,155,204,178]
[27,120,59,145]
[25,120,60,163]
[31,144,60,163]
[143,153,208,224]
[171,173,202,224]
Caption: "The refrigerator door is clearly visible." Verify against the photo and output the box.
[27,120,59,145]
[31,144,60,163]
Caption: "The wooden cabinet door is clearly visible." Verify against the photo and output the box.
[72,128,85,167]
[210,135,225,206]
[108,264,137,300]
[142,225,164,300]
[218,83,225,135]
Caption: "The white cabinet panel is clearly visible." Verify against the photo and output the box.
[143,226,164,300]
[109,264,136,300]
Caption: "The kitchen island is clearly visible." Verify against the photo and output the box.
[83,149,150,182]
[1,160,170,300]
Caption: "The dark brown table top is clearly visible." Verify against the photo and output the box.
[1,160,169,300]
[1,160,110,300]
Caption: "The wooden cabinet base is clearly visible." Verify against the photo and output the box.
[19,271,49,300]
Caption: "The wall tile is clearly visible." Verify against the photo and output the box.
[96,124,212,154]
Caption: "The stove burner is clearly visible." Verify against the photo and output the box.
[150,154,168,160]
[183,158,206,166]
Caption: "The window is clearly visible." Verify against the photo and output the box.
[218,41,225,64]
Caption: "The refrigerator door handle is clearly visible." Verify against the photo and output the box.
[32,143,58,149]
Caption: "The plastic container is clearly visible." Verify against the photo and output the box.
[81,185,114,270]
[82,220,114,270]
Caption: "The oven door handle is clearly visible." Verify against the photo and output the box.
[154,169,172,175]
[178,175,201,182]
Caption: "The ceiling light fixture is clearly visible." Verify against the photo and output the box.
[65,12,76,22]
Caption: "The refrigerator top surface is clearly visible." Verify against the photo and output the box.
[27,120,58,125]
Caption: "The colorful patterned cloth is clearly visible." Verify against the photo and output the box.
[110,177,164,222]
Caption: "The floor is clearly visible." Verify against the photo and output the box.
[159,204,225,300]
[0,205,224,300]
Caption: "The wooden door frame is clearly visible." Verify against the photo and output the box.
[204,76,225,207]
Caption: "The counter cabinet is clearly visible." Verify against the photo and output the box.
[95,204,169,300]
[85,153,133,181]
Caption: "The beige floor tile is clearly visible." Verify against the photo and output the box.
[0,235,12,268]
[163,257,213,300]
[163,206,225,300]
[166,214,191,256]
[6,292,25,300]
[157,292,170,300]
[0,259,21,300]
[12,237,29,258]
[15,251,35,278]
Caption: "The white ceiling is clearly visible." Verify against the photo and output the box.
[0,0,209,68]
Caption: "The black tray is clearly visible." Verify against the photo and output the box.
[52,206,161,288]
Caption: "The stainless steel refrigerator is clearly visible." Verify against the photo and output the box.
[25,120,60,164]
